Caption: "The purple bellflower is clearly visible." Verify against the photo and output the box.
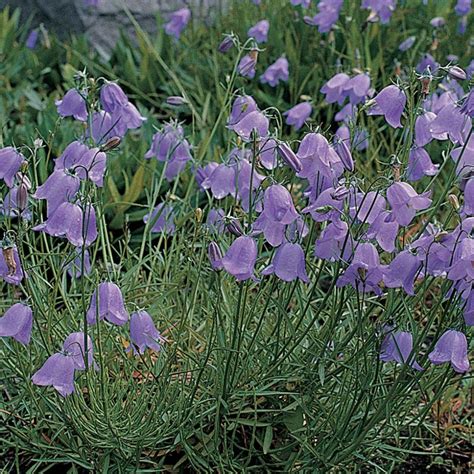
[33,202,97,247]
[164,8,191,40]
[321,73,351,105]
[56,89,88,122]
[222,236,257,281]
[262,242,309,283]
[386,181,432,226]
[143,203,176,234]
[283,102,312,130]
[0,147,26,188]
[367,85,406,128]
[428,330,470,373]
[380,330,423,370]
[86,282,129,326]
[128,310,163,355]
[260,57,289,87]
[248,20,269,43]
[0,303,33,345]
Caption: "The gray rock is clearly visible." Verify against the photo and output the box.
[0,0,225,57]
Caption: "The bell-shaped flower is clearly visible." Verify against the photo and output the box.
[143,203,176,234]
[55,141,107,187]
[398,36,416,51]
[303,186,347,223]
[164,8,191,40]
[33,169,81,216]
[31,353,76,397]
[145,123,192,181]
[362,0,396,24]
[320,73,350,105]
[33,202,97,247]
[430,101,469,144]
[227,96,257,127]
[283,102,312,130]
[222,236,257,281]
[262,242,309,283]
[0,303,33,345]
[314,219,353,261]
[230,110,269,141]
[62,332,96,370]
[66,248,92,278]
[386,181,432,226]
[428,330,470,373]
[86,282,129,326]
[262,184,299,225]
[416,53,439,74]
[1,185,32,220]
[349,191,386,225]
[447,238,474,283]
[407,147,438,181]
[238,52,258,78]
[258,138,278,170]
[304,0,343,33]
[208,241,224,270]
[0,147,26,188]
[0,246,25,285]
[380,330,423,370]
[248,19,269,43]
[55,89,87,122]
[260,57,289,87]
[100,82,129,113]
[343,73,371,105]
[367,85,406,128]
[128,310,163,355]
[382,250,423,295]
[337,242,384,294]
[367,211,399,253]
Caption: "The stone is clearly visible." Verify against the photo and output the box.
[0,0,224,57]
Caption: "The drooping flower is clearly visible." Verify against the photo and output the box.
[362,0,397,24]
[0,147,26,188]
[143,203,176,234]
[33,202,98,247]
[31,353,76,397]
[66,248,92,278]
[337,242,384,294]
[164,8,191,40]
[416,53,439,74]
[398,36,416,51]
[406,147,438,181]
[380,330,423,370]
[0,303,33,345]
[86,282,129,326]
[248,19,269,43]
[230,110,269,141]
[386,181,432,226]
[221,236,257,281]
[367,85,406,128]
[62,332,96,370]
[321,73,351,105]
[56,89,88,122]
[33,169,81,216]
[227,95,258,126]
[26,29,39,49]
[430,101,469,144]
[343,73,371,105]
[382,250,423,295]
[258,138,278,170]
[238,51,258,78]
[283,102,312,130]
[304,0,343,33]
[314,219,353,261]
[100,82,129,113]
[0,246,25,285]
[455,0,471,16]
[260,57,289,87]
[262,242,309,283]
[428,330,470,373]
[128,311,163,355]
[145,123,192,181]
[262,184,299,225]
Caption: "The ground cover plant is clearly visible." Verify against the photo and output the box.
[0,0,473,471]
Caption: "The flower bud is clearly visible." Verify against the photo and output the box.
[218,36,234,54]
[166,96,187,106]
[195,208,203,223]
[277,142,302,173]
[208,242,223,271]
[101,136,121,152]
[448,194,460,210]
[448,66,467,81]
[226,219,243,237]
